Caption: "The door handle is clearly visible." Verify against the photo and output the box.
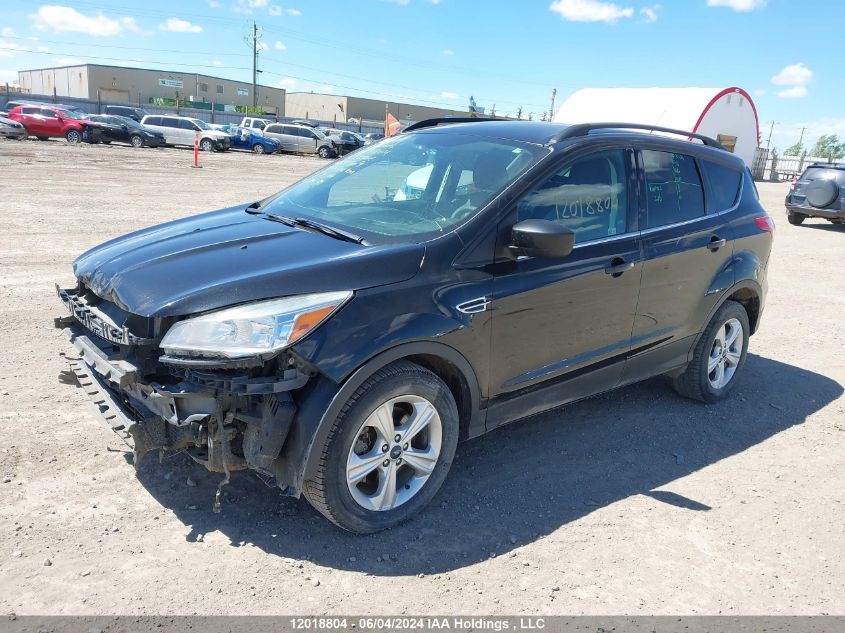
[604,258,636,277]
[707,236,727,251]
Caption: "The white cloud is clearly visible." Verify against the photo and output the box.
[274,40,286,50]
[208,0,222,6]
[269,5,282,15]
[772,62,812,98]
[777,86,807,99]
[31,5,138,37]
[439,91,459,100]
[442,48,453,56]
[383,0,410,5]
[287,8,301,15]
[57,56,83,65]
[212,60,222,66]
[706,0,766,11]
[549,0,633,23]
[0,39,24,57]
[257,42,269,51]
[640,4,659,22]
[159,17,203,33]
[276,77,296,88]
[0,68,18,83]
[1,27,16,37]
[753,88,765,97]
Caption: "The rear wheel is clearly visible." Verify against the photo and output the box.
[130,135,145,148]
[65,129,81,144]
[787,212,805,225]
[672,300,750,403]
[303,360,459,533]
[252,143,266,154]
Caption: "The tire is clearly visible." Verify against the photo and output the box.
[65,129,82,144]
[252,143,266,154]
[130,135,145,148]
[672,300,750,403]
[787,212,805,225]
[303,360,459,533]
[199,138,214,152]
[318,145,331,159]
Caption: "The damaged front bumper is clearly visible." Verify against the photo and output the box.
[55,285,312,499]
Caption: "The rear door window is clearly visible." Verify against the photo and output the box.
[160,117,180,128]
[21,107,40,115]
[178,119,198,130]
[265,124,282,134]
[144,116,161,126]
[700,160,743,212]
[642,150,705,228]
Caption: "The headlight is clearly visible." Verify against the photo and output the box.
[160,291,351,358]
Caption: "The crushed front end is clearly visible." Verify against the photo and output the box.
[55,281,311,506]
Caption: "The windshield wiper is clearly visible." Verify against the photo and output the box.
[264,213,367,245]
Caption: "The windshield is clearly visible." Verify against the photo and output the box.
[260,132,546,244]
[191,118,211,130]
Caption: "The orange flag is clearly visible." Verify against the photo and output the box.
[384,108,401,137]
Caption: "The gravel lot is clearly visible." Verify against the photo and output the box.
[0,138,843,616]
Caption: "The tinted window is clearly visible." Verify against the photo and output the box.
[144,116,161,126]
[701,160,742,212]
[517,149,629,242]
[21,107,40,115]
[265,124,282,134]
[40,108,59,119]
[802,167,845,185]
[642,150,705,228]
[281,126,297,135]
[178,119,198,130]
[160,117,180,128]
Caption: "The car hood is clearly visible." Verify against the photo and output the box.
[73,204,425,318]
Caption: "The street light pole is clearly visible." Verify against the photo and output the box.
[766,120,777,151]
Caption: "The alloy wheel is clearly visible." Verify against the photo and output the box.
[346,395,442,512]
[708,317,743,389]
[66,130,81,144]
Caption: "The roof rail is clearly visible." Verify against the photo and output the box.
[552,122,724,150]
[402,117,499,133]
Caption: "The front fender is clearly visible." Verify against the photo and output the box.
[275,340,483,495]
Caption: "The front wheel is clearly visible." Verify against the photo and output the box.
[65,129,81,144]
[672,300,750,403]
[252,143,266,154]
[303,360,459,533]
[318,145,332,159]
[787,212,805,225]
[199,138,214,152]
[129,134,145,148]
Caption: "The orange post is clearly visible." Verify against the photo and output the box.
[191,131,202,169]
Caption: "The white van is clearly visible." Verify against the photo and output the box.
[140,115,231,151]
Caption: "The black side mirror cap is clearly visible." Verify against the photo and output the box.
[509,219,575,259]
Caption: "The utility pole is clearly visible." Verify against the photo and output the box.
[245,22,262,110]
[798,126,806,147]
[766,120,776,151]
[549,88,557,121]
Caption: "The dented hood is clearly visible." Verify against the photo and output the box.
[73,204,424,317]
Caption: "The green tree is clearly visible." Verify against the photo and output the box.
[784,142,803,156]
[810,134,845,159]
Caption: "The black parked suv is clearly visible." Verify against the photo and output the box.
[87,114,165,148]
[103,105,149,123]
[785,162,845,225]
[55,120,773,533]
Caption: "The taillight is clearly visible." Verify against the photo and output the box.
[754,216,775,233]
[790,176,799,190]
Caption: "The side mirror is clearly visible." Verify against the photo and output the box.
[509,219,575,259]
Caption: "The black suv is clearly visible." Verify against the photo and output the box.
[103,105,149,123]
[55,120,773,533]
[785,162,845,225]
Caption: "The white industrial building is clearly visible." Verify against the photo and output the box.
[554,87,760,165]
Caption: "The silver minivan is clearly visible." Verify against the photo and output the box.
[263,123,335,158]
[140,115,231,151]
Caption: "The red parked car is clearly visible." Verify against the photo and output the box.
[7,105,103,144]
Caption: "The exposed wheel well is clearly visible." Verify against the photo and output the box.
[405,353,473,440]
[727,287,761,334]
